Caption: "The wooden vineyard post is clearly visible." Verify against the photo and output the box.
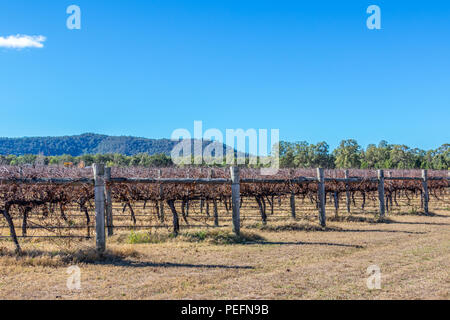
[377,170,385,218]
[213,199,219,227]
[290,193,296,219]
[290,169,296,219]
[93,163,106,253]
[185,172,190,217]
[386,171,392,213]
[422,169,429,215]
[345,170,351,213]
[158,169,164,223]
[230,166,241,236]
[211,169,219,227]
[104,167,114,237]
[200,168,204,214]
[317,168,326,227]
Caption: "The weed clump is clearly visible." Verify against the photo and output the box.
[122,229,264,245]
[245,221,338,232]
[181,229,264,244]
[127,231,169,244]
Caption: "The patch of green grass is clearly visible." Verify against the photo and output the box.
[328,215,393,224]
[185,230,208,241]
[245,222,339,232]
[123,229,264,245]
[394,207,430,216]
[180,229,264,244]
[127,231,169,244]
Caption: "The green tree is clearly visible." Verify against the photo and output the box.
[113,153,130,167]
[293,141,310,168]
[80,154,95,166]
[148,154,173,167]
[389,145,415,169]
[430,144,450,169]
[279,142,296,168]
[309,142,335,168]
[333,139,362,169]
[361,141,392,169]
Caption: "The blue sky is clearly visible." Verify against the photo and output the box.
[0,0,449,150]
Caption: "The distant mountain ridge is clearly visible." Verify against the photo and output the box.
[0,133,232,156]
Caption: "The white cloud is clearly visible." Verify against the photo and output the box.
[0,34,46,49]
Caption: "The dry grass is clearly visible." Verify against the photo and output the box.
[0,245,140,267]
[0,200,449,300]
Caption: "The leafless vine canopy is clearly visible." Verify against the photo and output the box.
[0,166,448,252]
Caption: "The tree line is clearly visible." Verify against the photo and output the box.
[0,140,448,170]
[279,140,449,170]
[0,153,173,168]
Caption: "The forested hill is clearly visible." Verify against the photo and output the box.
[0,133,200,156]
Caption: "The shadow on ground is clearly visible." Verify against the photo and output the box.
[244,222,427,235]
[250,240,363,249]
[94,259,255,269]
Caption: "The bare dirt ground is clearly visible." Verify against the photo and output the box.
[0,200,449,300]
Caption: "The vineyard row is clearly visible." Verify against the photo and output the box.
[0,165,448,253]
